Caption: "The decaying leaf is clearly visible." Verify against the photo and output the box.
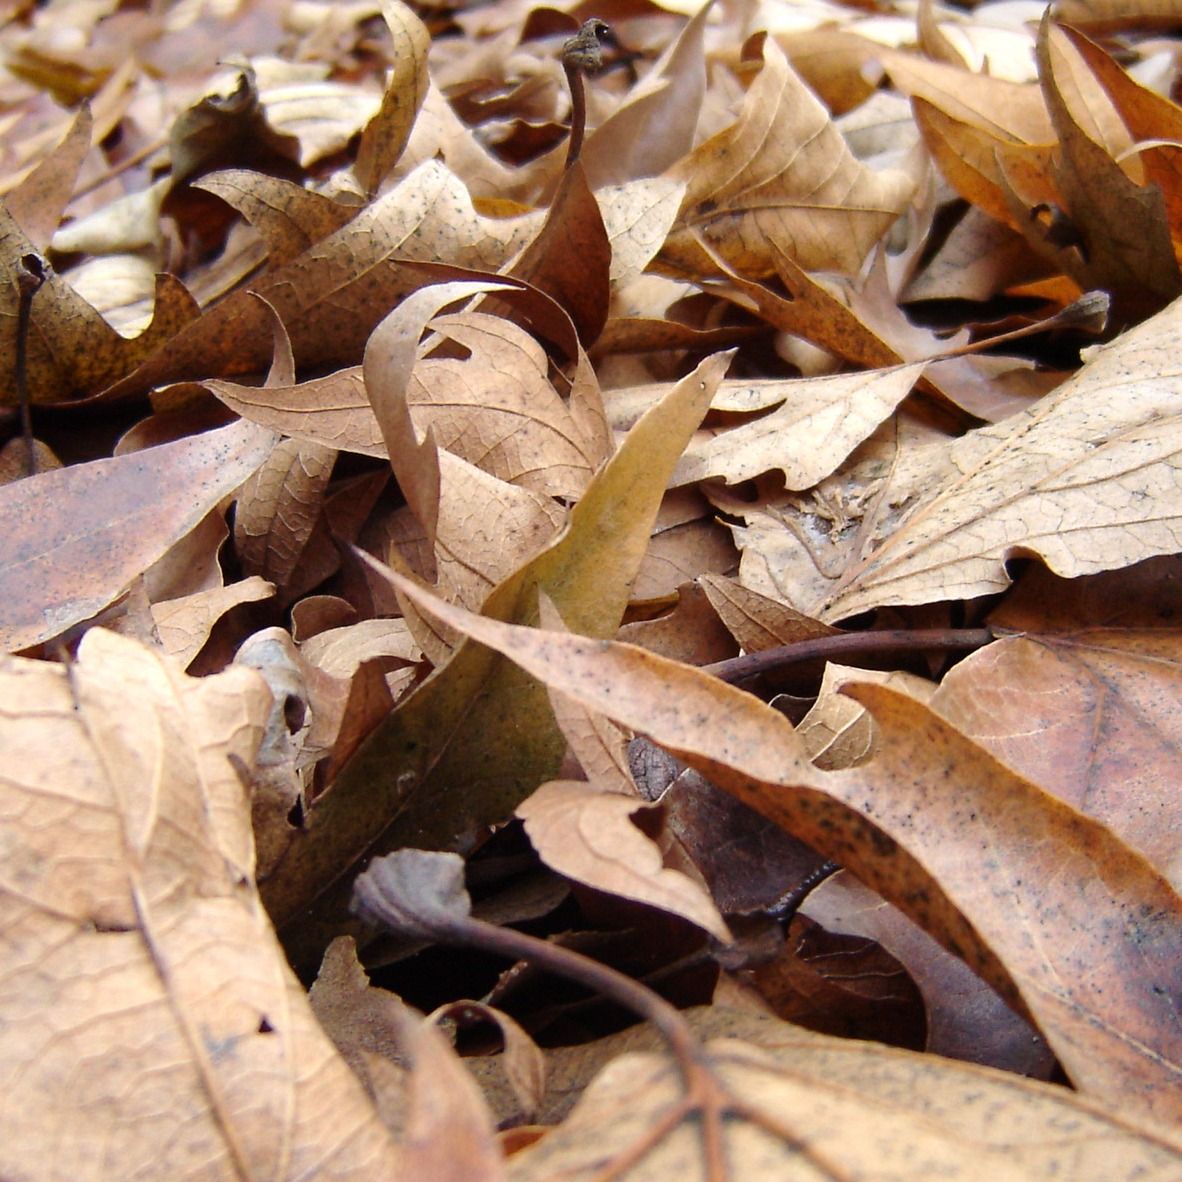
[0,629,402,1178]
[665,35,916,278]
[12,3,1182,1174]
[377,573,1182,1125]
[262,351,732,950]
[509,1008,1182,1180]
[0,418,277,652]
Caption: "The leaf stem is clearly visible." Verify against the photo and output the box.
[703,626,995,685]
[16,253,47,478]
[561,18,611,170]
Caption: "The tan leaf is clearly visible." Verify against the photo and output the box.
[578,0,710,188]
[795,662,907,769]
[666,35,916,277]
[811,292,1182,620]
[235,437,336,590]
[376,576,1182,1125]
[151,576,276,668]
[0,417,277,652]
[409,312,599,498]
[518,779,732,941]
[882,49,1055,142]
[102,161,537,398]
[597,176,687,286]
[509,1009,1182,1180]
[195,170,357,265]
[353,0,431,196]
[672,363,924,488]
[209,366,383,455]
[394,1000,508,1182]
[0,630,401,1179]
[265,352,732,949]
[429,999,547,1128]
[699,574,837,652]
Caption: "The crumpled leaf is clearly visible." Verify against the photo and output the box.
[734,291,1182,622]
[518,779,733,941]
[0,417,277,652]
[508,1008,1182,1180]
[101,161,538,399]
[0,628,401,1179]
[264,351,731,952]
[664,34,916,278]
[376,574,1182,1126]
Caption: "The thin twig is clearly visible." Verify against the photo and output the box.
[561,18,611,169]
[15,253,47,478]
[703,626,995,686]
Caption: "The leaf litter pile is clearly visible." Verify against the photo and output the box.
[7,0,1182,1176]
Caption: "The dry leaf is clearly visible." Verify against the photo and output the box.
[264,352,732,950]
[353,0,431,197]
[377,575,1182,1125]
[0,418,277,652]
[672,363,924,488]
[518,779,732,941]
[665,35,916,277]
[509,1009,1182,1180]
[0,629,401,1179]
[734,291,1182,621]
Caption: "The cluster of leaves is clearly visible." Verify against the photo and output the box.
[3,0,1182,1176]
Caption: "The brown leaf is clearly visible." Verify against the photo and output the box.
[735,292,1182,621]
[102,162,538,398]
[505,161,610,346]
[235,436,336,591]
[0,417,277,651]
[377,576,1182,1125]
[1053,23,1182,252]
[353,0,431,197]
[665,35,916,277]
[264,352,731,950]
[0,629,401,1178]
[1032,16,1182,322]
[308,936,411,1130]
[518,779,732,941]
[578,1,709,188]
[5,102,92,249]
[509,1009,1182,1180]
[0,205,200,404]
[700,574,837,651]
[927,561,1182,886]
[803,873,1055,1076]
[151,576,276,668]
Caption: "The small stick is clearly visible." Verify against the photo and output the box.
[702,626,995,686]
[354,849,733,1180]
[561,18,611,170]
[16,253,47,478]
